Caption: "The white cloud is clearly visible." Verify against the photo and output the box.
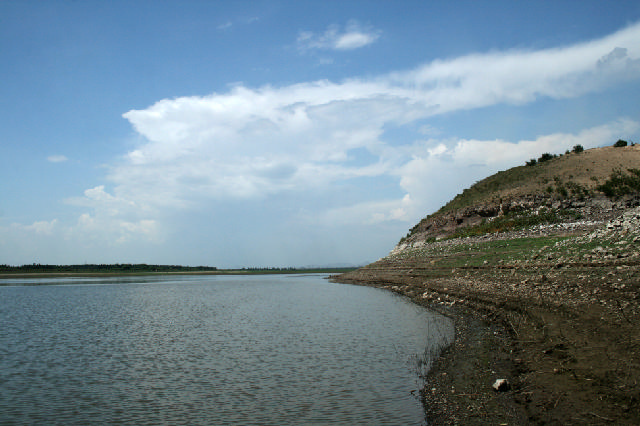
[47,155,68,163]
[75,213,159,245]
[115,22,640,214]
[10,22,639,263]
[13,219,58,235]
[297,20,381,51]
[61,185,162,246]
[317,194,413,227]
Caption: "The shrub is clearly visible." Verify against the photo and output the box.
[614,139,628,148]
[526,158,537,166]
[572,144,584,153]
[597,168,640,197]
[565,181,588,198]
[556,185,568,198]
[538,152,555,163]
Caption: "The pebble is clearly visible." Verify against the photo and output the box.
[492,378,510,392]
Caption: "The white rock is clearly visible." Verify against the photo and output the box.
[492,378,510,392]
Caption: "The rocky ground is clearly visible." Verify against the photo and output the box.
[334,206,640,425]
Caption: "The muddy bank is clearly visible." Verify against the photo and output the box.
[333,208,640,424]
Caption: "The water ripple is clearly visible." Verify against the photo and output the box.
[0,275,453,425]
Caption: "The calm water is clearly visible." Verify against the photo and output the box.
[0,274,454,425]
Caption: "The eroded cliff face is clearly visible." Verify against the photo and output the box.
[392,193,640,255]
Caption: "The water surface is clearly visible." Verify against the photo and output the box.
[0,274,453,425]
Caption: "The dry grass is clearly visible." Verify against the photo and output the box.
[436,145,640,214]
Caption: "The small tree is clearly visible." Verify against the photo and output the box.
[614,139,628,147]
[572,144,584,153]
[526,158,537,166]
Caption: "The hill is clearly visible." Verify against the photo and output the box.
[398,144,640,246]
[334,143,640,424]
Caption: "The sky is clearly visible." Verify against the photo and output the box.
[2,1,640,268]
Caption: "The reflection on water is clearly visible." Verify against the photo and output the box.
[0,274,453,425]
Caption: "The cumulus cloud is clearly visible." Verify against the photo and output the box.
[75,213,159,245]
[16,21,637,259]
[114,22,640,215]
[62,185,161,246]
[297,20,381,51]
[14,219,59,235]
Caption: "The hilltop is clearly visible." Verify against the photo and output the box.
[334,143,640,424]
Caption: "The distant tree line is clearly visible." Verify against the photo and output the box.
[0,264,217,273]
[238,266,357,274]
[241,266,298,271]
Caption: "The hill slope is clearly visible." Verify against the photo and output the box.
[397,144,640,247]
[334,143,640,424]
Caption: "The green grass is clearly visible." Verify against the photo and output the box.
[447,209,581,239]
[392,236,568,271]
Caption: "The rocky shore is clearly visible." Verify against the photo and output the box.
[333,205,640,424]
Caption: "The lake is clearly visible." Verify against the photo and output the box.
[0,274,454,425]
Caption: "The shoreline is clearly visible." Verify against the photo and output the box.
[334,276,530,424]
[335,277,529,424]
[336,270,640,424]
[0,269,355,280]
[419,302,527,424]
[333,208,640,424]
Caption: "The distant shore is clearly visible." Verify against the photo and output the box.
[0,268,356,281]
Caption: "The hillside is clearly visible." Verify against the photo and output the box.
[398,144,640,246]
[334,143,640,424]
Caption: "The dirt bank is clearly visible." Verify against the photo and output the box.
[333,207,640,425]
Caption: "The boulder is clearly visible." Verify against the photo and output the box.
[492,378,510,392]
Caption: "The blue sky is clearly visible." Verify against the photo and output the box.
[2,1,640,267]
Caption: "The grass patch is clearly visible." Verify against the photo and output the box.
[448,209,581,239]
[394,236,568,271]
